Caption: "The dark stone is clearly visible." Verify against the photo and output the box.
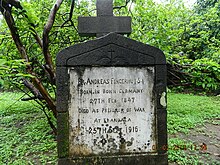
[78,17,131,37]
[57,112,69,158]
[58,155,168,165]
[96,0,113,16]
[78,0,131,37]
[157,108,168,154]
[57,33,165,67]
[56,67,69,112]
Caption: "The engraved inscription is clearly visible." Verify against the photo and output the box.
[68,67,156,155]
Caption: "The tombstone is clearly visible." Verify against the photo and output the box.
[56,0,167,164]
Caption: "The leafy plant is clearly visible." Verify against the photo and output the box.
[182,1,220,62]
[188,59,220,91]
[168,138,200,165]
[0,56,34,89]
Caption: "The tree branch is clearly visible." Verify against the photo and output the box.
[113,0,130,10]
[23,78,44,99]
[43,0,63,85]
[14,83,57,135]
[31,29,43,48]
[31,77,57,117]
[0,5,29,63]
[61,0,75,28]
[0,1,57,118]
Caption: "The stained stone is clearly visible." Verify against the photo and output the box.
[68,67,156,155]
[78,0,131,37]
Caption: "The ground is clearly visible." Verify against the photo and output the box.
[169,118,220,165]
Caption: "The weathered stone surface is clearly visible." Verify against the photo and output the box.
[56,33,166,67]
[96,0,113,16]
[57,112,69,158]
[78,17,131,37]
[68,67,156,155]
[58,155,168,165]
[56,67,69,112]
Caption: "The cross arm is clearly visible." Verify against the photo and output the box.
[78,16,131,37]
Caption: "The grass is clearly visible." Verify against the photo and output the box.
[0,92,57,164]
[167,93,220,134]
[0,92,219,164]
[167,93,220,164]
[167,138,201,165]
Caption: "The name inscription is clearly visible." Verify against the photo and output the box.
[68,67,156,155]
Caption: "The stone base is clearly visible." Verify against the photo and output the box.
[58,154,168,165]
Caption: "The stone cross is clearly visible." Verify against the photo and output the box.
[78,0,131,37]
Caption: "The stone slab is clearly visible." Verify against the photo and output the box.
[58,154,168,165]
[78,17,131,37]
[96,0,113,16]
[56,33,166,66]
[56,33,168,165]
[68,67,156,156]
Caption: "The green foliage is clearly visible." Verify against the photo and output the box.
[131,0,189,54]
[168,138,201,164]
[130,0,219,62]
[0,56,33,89]
[181,1,220,62]
[12,2,40,31]
[168,54,220,92]
[0,0,91,90]
[188,59,220,91]
[195,0,219,14]
[127,0,220,93]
